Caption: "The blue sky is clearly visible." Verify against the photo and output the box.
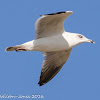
[0,0,100,100]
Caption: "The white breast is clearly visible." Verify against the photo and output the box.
[33,34,71,52]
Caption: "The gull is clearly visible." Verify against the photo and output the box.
[6,11,94,86]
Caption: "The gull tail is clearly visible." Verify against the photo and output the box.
[6,45,25,51]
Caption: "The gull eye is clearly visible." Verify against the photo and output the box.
[78,35,83,38]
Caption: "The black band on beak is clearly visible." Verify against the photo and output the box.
[90,40,95,43]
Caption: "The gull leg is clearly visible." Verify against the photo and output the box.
[15,48,26,51]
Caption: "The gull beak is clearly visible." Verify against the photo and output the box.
[90,40,95,43]
[87,39,95,43]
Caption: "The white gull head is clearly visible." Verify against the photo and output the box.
[62,32,94,48]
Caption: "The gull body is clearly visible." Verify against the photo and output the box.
[6,11,94,86]
[22,32,91,52]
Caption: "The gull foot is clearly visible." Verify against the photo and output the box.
[16,48,26,51]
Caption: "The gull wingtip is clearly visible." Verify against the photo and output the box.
[38,81,45,86]
[40,10,73,16]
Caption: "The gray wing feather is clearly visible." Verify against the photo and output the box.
[38,49,72,86]
[35,11,73,39]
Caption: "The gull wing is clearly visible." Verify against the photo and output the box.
[38,49,72,86]
[35,11,73,39]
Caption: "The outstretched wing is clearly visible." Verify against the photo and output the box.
[35,11,73,39]
[38,49,72,86]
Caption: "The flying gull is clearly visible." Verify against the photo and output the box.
[6,11,94,86]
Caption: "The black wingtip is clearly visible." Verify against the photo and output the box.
[46,11,66,15]
[40,11,73,16]
[40,11,66,16]
[38,82,44,86]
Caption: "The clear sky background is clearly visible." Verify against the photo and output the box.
[0,0,100,100]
